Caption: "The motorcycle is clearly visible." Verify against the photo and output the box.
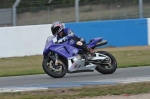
[42,36,117,78]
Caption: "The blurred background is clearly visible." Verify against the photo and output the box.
[0,0,150,27]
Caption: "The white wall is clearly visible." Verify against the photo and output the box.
[0,24,52,58]
[148,18,150,45]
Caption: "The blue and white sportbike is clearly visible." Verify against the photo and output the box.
[42,36,117,78]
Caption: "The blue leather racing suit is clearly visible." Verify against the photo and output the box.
[57,28,88,53]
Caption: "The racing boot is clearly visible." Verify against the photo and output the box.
[87,48,95,58]
[84,48,95,66]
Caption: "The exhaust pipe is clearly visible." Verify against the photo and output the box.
[95,40,108,47]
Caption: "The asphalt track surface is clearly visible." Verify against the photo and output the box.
[0,66,150,88]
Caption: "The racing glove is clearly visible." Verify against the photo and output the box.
[76,41,83,46]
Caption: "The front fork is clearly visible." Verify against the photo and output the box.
[55,53,59,65]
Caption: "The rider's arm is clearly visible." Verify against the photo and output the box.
[64,28,81,42]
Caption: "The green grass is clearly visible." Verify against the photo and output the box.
[0,82,150,99]
[0,55,44,77]
[0,46,150,77]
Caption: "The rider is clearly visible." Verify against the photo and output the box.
[51,21,94,57]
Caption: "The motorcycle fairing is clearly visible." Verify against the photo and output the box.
[67,52,108,72]
[44,41,79,59]
[43,36,103,59]
[68,57,97,72]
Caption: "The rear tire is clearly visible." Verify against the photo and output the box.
[96,51,117,74]
[42,58,67,78]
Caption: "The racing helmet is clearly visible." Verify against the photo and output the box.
[51,21,64,36]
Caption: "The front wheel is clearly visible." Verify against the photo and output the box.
[96,51,117,74]
[42,58,67,78]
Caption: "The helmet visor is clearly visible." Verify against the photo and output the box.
[54,27,63,36]
[52,26,59,36]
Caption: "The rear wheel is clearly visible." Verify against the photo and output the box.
[96,51,117,74]
[42,58,67,78]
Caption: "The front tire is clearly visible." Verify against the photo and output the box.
[96,51,117,74]
[42,58,67,78]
